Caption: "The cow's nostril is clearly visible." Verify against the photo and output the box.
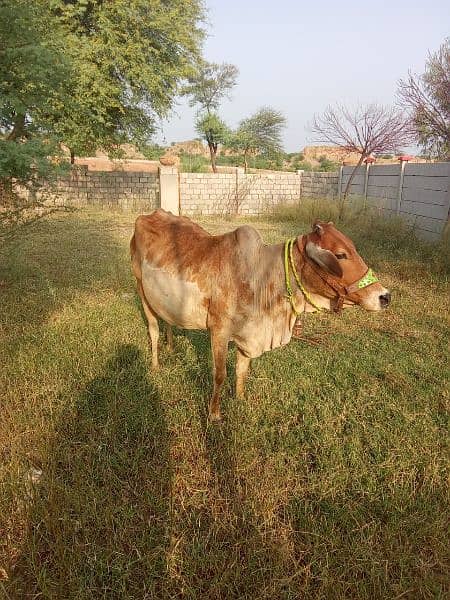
[379,292,391,308]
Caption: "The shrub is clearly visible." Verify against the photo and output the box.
[179,154,209,172]
[317,157,339,172]
[139,144,166,160]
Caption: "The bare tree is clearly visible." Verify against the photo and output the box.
[310,103,414,201]
[398,39,450,159]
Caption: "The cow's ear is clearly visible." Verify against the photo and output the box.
[312,221,324,236]
[306,242,343,277]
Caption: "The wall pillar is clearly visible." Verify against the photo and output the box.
[338,165,344,201]
[159,165,179,214]
[363,163,371,207]
[297,169,304,198]
[396,160,407,215]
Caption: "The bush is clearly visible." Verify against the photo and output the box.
[139,144,166,160]
[292,160,314,172]
[179,154,209,172]
[317,157,339,172]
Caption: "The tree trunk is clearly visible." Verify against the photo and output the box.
[7,113,26,141]
[208,142,217,173]
[339,154,365,221]
[70,148,75,164]
[243,150,248,174]
[343,154,365,200]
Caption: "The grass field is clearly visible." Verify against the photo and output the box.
[1,203,449,599]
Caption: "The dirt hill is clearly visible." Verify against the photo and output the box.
[301,145,362,166]
[165,140,208,157]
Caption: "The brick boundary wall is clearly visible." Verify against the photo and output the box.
[52,167,338,215]
[179,170,338,216]
[52,166,159,211]
[49,163,448,242]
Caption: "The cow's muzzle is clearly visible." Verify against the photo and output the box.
[379,292,391,308]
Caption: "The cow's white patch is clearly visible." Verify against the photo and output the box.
[141,260,208,329]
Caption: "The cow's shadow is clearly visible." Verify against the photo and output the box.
[169,327,291,598]
[8,344,172,598]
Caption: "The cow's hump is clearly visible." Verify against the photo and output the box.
[233,225,263,252]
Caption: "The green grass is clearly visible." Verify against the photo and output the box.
[0,203,449,599]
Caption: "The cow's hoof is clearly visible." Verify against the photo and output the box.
[208,411,222,424]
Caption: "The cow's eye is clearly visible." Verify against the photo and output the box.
[335,253,347,260]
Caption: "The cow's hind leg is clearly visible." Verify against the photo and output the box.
[209,331,229,422]
[137,281,160,370]
[236,349,251,398]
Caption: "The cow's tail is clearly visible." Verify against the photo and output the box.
[130,232,142,281]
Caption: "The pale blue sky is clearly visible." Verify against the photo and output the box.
[156,0,449,151]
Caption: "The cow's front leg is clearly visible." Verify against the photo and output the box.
[209,331,229,422]
[236,348,251,398]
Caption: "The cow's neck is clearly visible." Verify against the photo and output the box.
[261,242,332,317]
[283,238,333,313]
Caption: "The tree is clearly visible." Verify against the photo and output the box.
[0,0,205,234]
[183,60,238,113]
[398,39,450,159]
[228,107,287,172]
[183,60,238,170]
[48,0,205,162]
[310,103,413,200]
[0,0,69,186]
[195,113,229,173]
[0,0,71,237]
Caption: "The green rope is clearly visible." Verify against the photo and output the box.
[284,238,323,315]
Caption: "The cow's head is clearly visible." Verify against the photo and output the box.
[300,221,390,311]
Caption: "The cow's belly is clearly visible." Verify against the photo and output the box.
[141,260,208,329]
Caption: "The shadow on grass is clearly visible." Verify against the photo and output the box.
[7,344,172,598]
[170,329,294,599]
[0,212,131,331]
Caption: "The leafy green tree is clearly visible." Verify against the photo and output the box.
[0,0,69,188]
[183,60,238,170]
[183,60,238,113]
[398,39,450,159]
[0,0,205,234]
[195,113,229,173]
[227,107,287,172]
[49,0,205,162]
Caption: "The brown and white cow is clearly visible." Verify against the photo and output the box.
[130,209,390,421]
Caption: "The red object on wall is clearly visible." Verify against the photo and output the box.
[397,155,414,162]
[364,156,376,164]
